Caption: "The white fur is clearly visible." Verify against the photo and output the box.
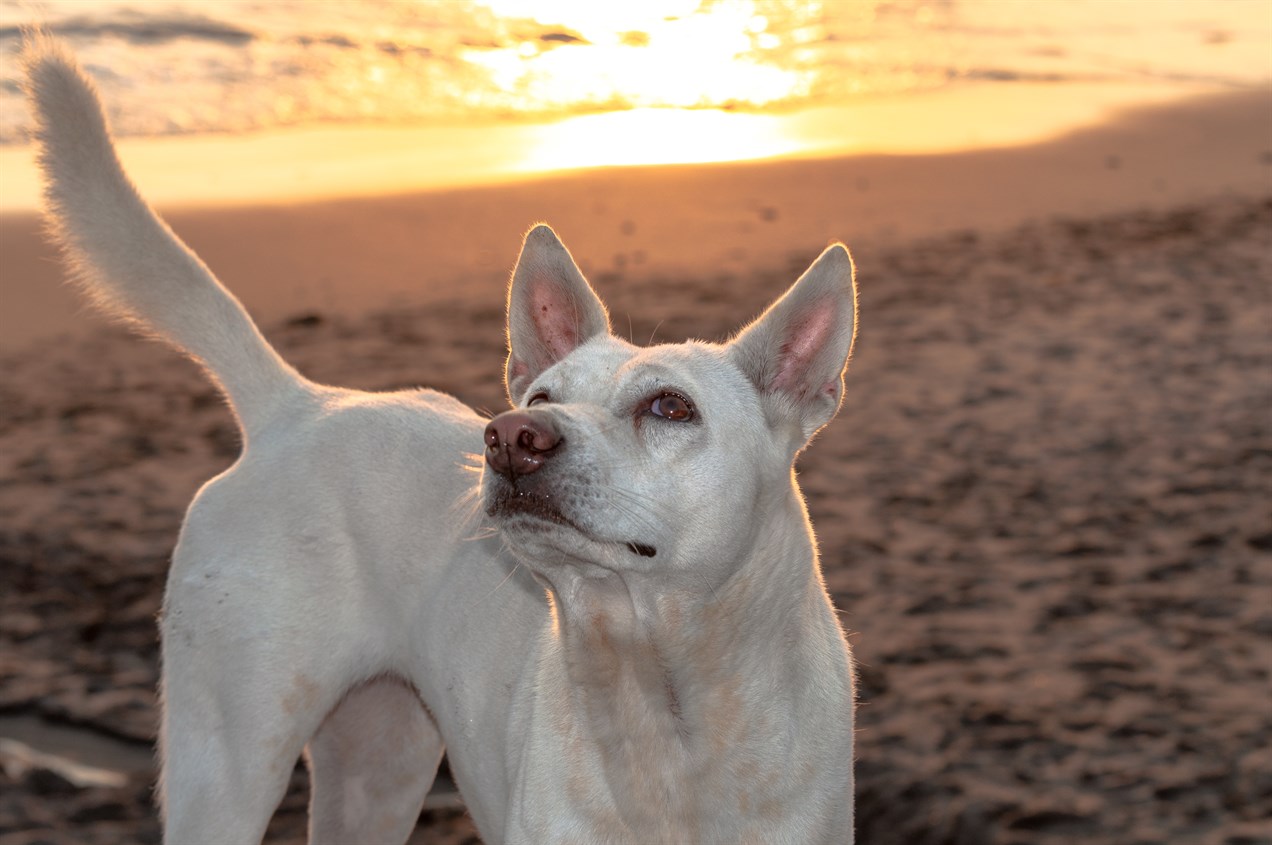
[24,36,858,845]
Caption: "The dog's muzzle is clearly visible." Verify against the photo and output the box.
[483,410,656,558]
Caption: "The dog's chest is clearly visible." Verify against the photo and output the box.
[510,657,799,844]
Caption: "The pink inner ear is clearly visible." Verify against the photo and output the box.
[772,298,837,397]
[531,282,580,362]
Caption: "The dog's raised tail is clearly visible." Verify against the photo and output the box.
[22,35,305,437]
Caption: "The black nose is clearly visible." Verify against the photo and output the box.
[484,411,562,478]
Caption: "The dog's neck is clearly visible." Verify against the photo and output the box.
[550,539,816,728]
[516,489,827,833]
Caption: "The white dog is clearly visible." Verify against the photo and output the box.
[24,36,857,845]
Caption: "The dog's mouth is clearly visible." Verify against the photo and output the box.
[487,489,656,558]
[487,487,579,530]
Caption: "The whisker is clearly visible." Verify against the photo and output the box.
[693,566,723,605]
[601,485,664,538]
[449,481,484,521]
[646,319,666,347]
[463,556,526,613]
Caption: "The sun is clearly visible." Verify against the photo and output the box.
[470,0,808,110]
[469,0,813,169]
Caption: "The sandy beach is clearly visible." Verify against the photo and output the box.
[3,88,1270,352]
[1,85,1270,844]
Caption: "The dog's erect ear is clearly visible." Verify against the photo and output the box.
[728,244,857,445]
[505,225,611,403]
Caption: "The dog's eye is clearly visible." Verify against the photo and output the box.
[527,392,550,406]
[650,392,694,422]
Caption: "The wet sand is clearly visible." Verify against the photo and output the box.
[3,88,1270,352]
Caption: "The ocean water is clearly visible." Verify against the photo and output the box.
[0,0,1267,146]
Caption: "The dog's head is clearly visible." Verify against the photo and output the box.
[482,225,856,593]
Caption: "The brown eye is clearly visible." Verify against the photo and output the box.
[528,392,550,406]
[650,393,694,422]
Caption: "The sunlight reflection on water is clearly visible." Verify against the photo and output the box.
[1,0,1265,148]
[521,108,803,171]
[0,0,1267,207]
